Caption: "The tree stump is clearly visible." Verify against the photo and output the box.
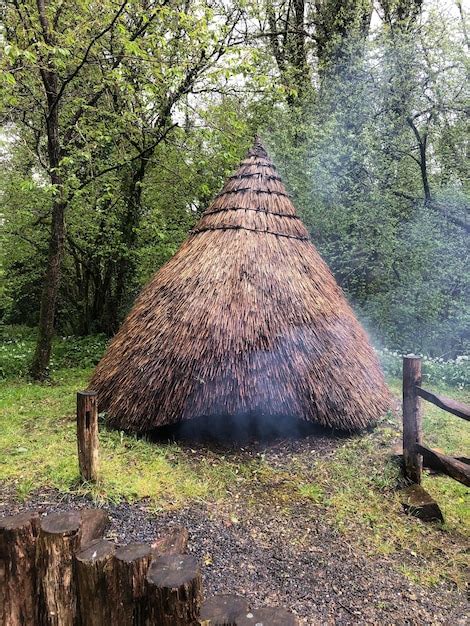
[75,539,116,626]
[199,595,249,625]
[235,607,299,625]
[36,509,109,626]
[146,554,202,626]
[111,542,154,626]
[152,527,188,557]
[0,510,39,626]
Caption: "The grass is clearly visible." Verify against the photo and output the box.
[304,425,469,588]
[0,368,274,508]
[0,366,468,589]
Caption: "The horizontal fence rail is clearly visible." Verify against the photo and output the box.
[415,386,470,422]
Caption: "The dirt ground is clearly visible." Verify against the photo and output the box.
[1,433,468,625]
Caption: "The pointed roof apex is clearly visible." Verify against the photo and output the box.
[247,135,268,159]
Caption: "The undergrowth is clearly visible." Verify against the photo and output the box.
[0,326,108,379]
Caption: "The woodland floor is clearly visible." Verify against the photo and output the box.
[0,371,469,625]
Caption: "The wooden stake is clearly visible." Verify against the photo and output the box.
[77,390,99,482]
[151,527,188,557]
[111,542,154,626]
[0,511,39,626]
[402,356,423,484]
[199,594,249,625]
[110,532,190,626]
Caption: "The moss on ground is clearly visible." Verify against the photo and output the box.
[0,368,468,589]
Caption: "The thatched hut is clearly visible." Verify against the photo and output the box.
[90,139,389,432]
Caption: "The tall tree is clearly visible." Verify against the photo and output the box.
[1,0,244,377]
[264,0,311,102]
[313,0,373,78]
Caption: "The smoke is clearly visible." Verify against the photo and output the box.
[148,325,371,445]
[264,12,469,360]
[151,411,335,446]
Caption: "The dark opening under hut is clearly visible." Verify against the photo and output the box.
[90,138,390,434]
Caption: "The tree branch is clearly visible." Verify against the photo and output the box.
[49,1,128,116]
[77,123,178,190]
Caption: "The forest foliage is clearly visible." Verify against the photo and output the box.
[0,0,469,379]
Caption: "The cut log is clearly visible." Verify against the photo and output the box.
[417,444,470,487]
[400,484,444,523]
[77,390,99,481]
[152,526,188,557]
[199,594,250,625]
[36,509,109,626]
[75,539,116,626]
[0,510,39,626]
[402,356,423,484]
[37,511,81,626]
[146,554,202,626]
[111,542,154,626]
[234,607,299,625]
[416,387,470,421]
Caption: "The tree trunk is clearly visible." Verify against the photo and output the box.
[31,34,65,380]
[407,116,432,205]
[112,159,147,329]
[30,189,66,380]
[315,0,373,82]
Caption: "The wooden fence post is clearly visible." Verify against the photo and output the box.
[77,391,99,482]
[403,355,423,484]
[75,539,116,626]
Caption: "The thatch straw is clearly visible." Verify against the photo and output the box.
[90,138,390,432]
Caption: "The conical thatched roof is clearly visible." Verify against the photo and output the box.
[90,139,389,432]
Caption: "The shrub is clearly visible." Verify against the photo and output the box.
[0,325,108,379]
[378,348,469,390]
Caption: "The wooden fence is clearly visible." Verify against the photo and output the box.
[402,355,470,487]
[1,508,298,626]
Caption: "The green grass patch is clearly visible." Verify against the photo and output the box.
[0,367,270,508]
[0,367,468,590]
[303,423,468,588]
